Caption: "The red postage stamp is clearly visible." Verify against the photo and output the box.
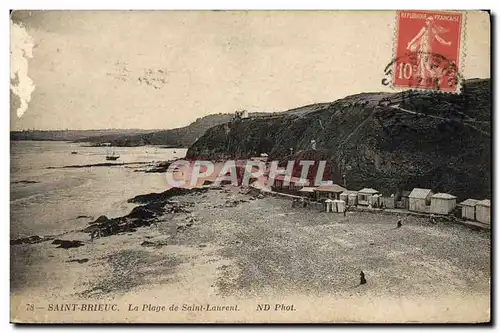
[393,10,463,92]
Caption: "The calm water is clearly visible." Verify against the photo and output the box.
[10,141,187,238]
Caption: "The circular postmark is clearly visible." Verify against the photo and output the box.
[382,52,464,92]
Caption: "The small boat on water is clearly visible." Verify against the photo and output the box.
[105,148,120,161]
[71,151,78,155]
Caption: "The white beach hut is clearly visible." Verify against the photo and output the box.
[357,188,379,206]
[430,193,457,215]
[332,199,346,213]
[340,190,358,206]
[476,199,491,224]
[381,194,396,209]
[299,186,316,199]
[460,199,479,220]
[324,199,333,213]
[408,188,434,213]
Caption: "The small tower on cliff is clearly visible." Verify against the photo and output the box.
[233,109,249,121]
[311,139,317,150]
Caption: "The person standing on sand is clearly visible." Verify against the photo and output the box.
[360,271,367,285]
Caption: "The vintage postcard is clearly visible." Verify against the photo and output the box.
[10,10,491,323]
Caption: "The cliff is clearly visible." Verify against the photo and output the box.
[186,79,491,201]
[73,112,273,147]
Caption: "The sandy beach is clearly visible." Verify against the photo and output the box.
[10,184,491,323]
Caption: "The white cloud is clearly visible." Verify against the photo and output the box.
[10,20,36,118]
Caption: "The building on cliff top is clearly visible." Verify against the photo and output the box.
[233,109,248,121]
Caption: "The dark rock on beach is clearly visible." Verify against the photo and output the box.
[82,205,165,237]
[91,215,111,224]
[128,200,192,219]
[80,187,203,239]
[128,205,161,219]
[144,161,172,173]
[140,240,168,248]
[67,258,89,264]
[12,180,40,184]
[128,187,209,204]
[11,235,51,245]
[165,201,192,214]
[52,239,85,249]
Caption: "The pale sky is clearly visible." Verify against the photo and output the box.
[10,10,490,130]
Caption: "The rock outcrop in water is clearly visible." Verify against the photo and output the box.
[186,79,491,201]
[82,187,207,238]
[128,187,208,204]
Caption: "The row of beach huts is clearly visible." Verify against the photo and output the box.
[270,175,491,225]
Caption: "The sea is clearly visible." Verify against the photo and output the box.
[10,141,187,239]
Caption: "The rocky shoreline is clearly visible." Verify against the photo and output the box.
[10,185,263,250]
[11,181,488,251]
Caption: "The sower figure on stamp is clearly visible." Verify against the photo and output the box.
[407,16,452,82]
